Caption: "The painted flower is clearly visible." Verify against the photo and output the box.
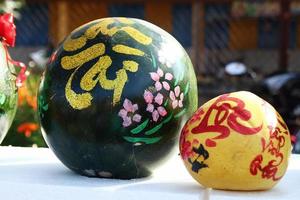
[118,99,141,127]
[170,86,184,109]
[150,68,173,91]
[144,90,167,122]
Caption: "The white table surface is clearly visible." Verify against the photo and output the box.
[0,147,299,200]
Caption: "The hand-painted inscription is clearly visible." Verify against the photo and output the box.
[191,94,263,147]
[61,18,152,109]
[250,111,289,181]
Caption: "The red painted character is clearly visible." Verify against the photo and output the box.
[250,123,288,181]
[191,94,263,147]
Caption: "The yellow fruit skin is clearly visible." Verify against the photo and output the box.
[180,91,291,191]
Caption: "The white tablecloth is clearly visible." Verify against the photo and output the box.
[0,147,299,200]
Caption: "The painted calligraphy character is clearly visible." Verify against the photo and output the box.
[61,18,152,109]
[250,125,286,181]
[191,94,263,147]
[188,144,209,173]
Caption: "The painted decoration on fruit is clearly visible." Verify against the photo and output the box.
[249,103,290,182]
[118,67,189,145]
[38,17,198,179]
[0,42,17,143]
[180,91,291,190]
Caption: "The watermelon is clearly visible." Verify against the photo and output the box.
[38,17,198,179]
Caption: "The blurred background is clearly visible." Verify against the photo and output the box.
[1,0,300,150]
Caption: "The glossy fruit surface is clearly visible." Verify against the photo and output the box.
[38,17,198,179]
[180,91,291,190]
[0,42,17,143]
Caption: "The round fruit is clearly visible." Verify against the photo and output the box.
[0,42,18,143]
[180,91,291,190]
[38,17,198,179]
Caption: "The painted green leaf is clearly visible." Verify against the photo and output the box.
[145,123,163,135]
[130,119,149,134]
[174,78,179,87]
[179,71,184,81]
[151,52,157,69]
[174,108,186,119]
[162,113,173,124]
[123,136,162,144]
[0,94,6,105]
[43,104,49,111]
[184,82,190,95]
[164,99,168,107]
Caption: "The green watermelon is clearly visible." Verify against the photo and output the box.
[38,17,198,179]
[0,42,18,143]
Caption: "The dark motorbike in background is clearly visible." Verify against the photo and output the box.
[224,62,300,153]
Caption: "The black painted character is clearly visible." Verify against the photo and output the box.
[188,144,209,173]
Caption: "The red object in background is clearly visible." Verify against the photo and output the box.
[17,123,39,138]
[291,135,297,144]
[0,13,16,47]
[0,13,27,87]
